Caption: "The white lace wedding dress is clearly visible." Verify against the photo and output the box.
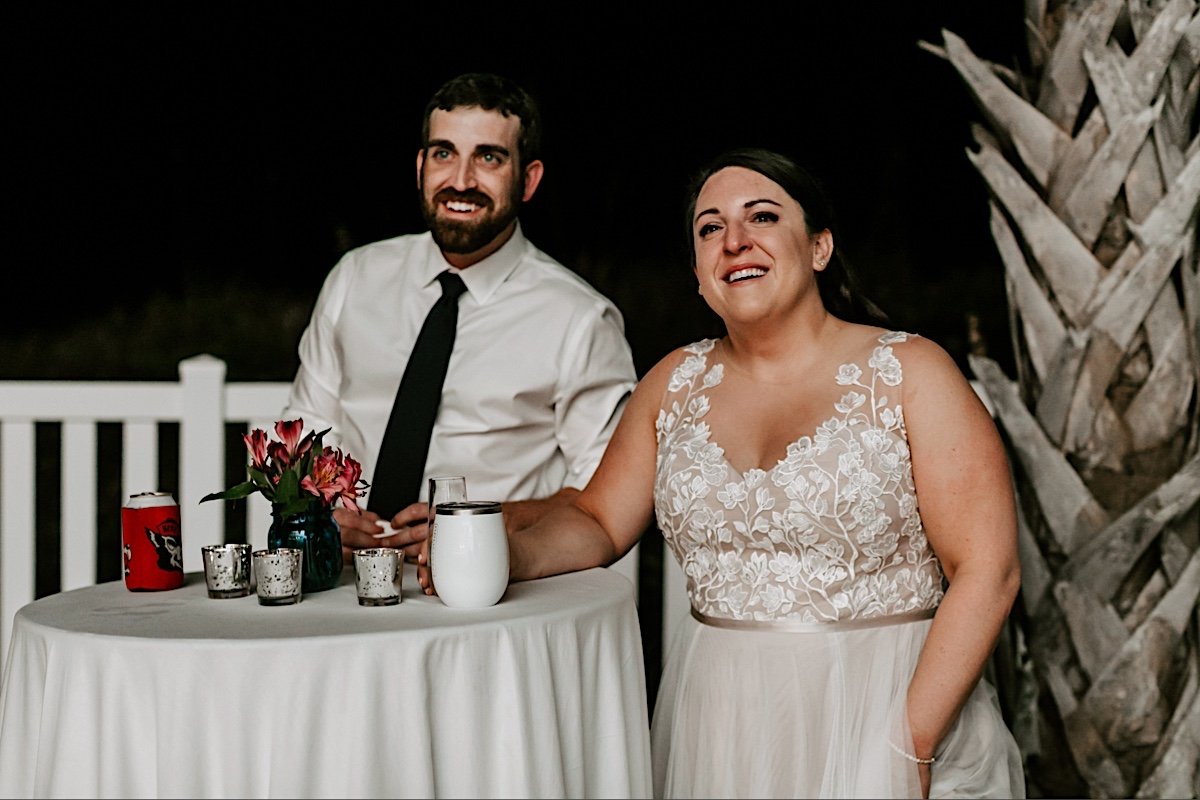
[650,333,1025,799]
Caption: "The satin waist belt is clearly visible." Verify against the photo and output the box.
[691,606,936,632]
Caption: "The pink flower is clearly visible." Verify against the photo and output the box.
[269,419,315,470]
[202,419,370,515]
[301,450,346,505]
[243,429,270,470]
[338,456,365,513]
[267,440,291,470]
[274,419,306,456]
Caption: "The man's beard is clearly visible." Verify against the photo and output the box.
[420,185,522,255]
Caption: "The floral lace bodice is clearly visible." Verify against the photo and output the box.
[654,332,944,624]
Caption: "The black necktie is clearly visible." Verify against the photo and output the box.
[369,270,468,518]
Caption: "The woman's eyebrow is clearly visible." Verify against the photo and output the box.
[695,198,782,224]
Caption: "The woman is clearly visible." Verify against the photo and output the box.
[424,147,1025,798]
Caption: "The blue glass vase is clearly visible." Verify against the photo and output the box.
[267,507,343,593]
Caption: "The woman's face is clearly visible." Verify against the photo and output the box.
[692,166,831,326]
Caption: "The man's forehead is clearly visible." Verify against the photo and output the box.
[428,106,521,151]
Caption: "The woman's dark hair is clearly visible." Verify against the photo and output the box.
[684,147,889,326]
[422,73,542,167]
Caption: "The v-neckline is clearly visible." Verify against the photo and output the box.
[696,347,835,478]
[680,331,906,477]
[711,430,814,478]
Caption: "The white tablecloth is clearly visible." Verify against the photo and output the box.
[0,565,651,799]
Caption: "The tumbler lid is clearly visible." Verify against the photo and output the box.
[434,500,502,516]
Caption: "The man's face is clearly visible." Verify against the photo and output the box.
[417,106,534,265]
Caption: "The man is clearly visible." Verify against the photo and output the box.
[282,72,637,563]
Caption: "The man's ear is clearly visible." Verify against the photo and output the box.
[521,160,545,202]
[415,150,426,190]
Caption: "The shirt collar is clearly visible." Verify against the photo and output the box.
[419,222,527,305]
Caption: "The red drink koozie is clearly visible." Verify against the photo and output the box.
[121,491,184,591]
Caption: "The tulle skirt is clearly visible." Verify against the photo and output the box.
[651,614,1025,799]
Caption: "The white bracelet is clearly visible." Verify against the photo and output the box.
[889,740,936,765]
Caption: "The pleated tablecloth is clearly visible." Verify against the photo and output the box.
[0,565,651,799]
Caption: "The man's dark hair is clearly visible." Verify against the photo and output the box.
[422,73,543,166]
[684,146,889,326]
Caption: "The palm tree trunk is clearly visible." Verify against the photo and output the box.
[924,1,1200,796]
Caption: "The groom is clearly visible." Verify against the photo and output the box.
[281,72,637,563]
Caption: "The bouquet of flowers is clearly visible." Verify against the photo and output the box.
[201,419,369,517]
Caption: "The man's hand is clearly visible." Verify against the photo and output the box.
[334,503,429,564]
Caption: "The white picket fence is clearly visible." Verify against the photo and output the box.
[0,355,686,674]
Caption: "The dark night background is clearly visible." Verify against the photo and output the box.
[7,1,1034,714]
[5,3,1028,382]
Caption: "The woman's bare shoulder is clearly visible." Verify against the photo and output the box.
[889,331,959,372]
[834,324,955,375]
[888,333,990,420]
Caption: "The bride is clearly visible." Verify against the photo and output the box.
[423,146,1025,799]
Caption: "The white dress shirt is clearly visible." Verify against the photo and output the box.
[283,224,637,505]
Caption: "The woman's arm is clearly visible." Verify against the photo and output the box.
[899,337,1021,784]
[507,349,678,582]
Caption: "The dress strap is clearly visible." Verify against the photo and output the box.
[691,606,935,633]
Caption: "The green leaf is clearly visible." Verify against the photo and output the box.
[200,482,258,503]
[274,469,301,507]
[275,496,318,517]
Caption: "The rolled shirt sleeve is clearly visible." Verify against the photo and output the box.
[554,301,636,490]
